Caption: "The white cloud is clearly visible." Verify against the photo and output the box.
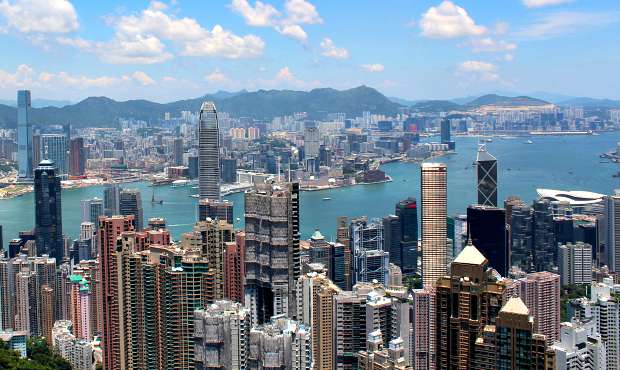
[230,0,279,26]
[205,69,227,83]
[230,0,321,42]
[284,0,322,25]
[522,0,573,8]
[58,1,264,64]
[0,0,78,33]
[456,60,499,81]
[320,38,349,59]
[360,64,385,72]
[493,21,509,35]
[503,54,514,62]
[0,64,35,88]
[276,24,307,42]
[463,37,517,53]
[419,1,486,39]
[132,71,155,86]
[276,66,295,81]
[516,11,620,40]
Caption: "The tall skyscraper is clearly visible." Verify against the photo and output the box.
[17,90,33,180]
[198,101,221,201]
[476,144,497,207]
[34,158,63,260]
[173,137,183,166]
[518,271,561,344]
[98,215,134,370]
[350,218,389,285]
[41,134,68,176]
[466,205,508,276]
[606,192,620,272]
[69,137,86,177]
[103,183,120,217]
[224,232,246,304]
[395,197,418,276]
[119,189,143,231]
[421,163,447,287]
[435,243,507,370]
[81,198,103,225]
[244,182,300,325]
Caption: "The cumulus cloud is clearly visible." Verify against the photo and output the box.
[463,37,517,53]
[515,11,620,40]
[230,0,322,42]
[58,1,264,64]
[205,69,227,83]
[360,64,385,72]
[276,66,295,81]
[320,38,349,59]
[0,64,35,88]
[419,1,486,39]
[0,0,78,33]
[132,71,155,86]
[522,0,573,8]
[456,60,499,81]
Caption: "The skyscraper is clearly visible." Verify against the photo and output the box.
[435,243,507,370]
[350,218,389,285]
[81,198,103,225]
[34,158,63,260]
[103,183,120,217]
[173,137,183,166]
[69,137,86,177]
[421,163,447,287]
[119,189,143,231]
[395,197,418,276]
[41,134,68,176]
[606,192,620,272]
[198,101,221,201]
[476,144,497,207]
[466,205,508,276]
[244,182,300,325]
[518,271,561,344]
[17,90,33,180]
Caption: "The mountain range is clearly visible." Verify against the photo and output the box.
[0,86,618,129]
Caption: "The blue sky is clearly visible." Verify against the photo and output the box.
[0,0,619,102]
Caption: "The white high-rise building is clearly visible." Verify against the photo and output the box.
[550,319,606,370]
[571,278,620,370]
[558,242,593,285]
[420,163,447,287]
[198,101,221,201]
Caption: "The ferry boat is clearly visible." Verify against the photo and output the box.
[322,197,331,201]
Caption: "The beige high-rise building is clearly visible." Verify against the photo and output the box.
[421,163,448,287]
[297,271,341,370]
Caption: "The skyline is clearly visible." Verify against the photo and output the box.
[0,0,619,102]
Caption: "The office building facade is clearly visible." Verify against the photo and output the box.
[17,90,33,180]
[198,101,221,201]
[421,163,448,287]
[34,158,64,260]
[476,144,498,207]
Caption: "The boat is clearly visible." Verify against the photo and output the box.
[151,188,163,205]
[524,140,533,144]
[613,172,620,178]
[172,179,190,187]
[482,138,493,143]
[322,197,331,201]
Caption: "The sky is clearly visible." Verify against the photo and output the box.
[0,0,619,102]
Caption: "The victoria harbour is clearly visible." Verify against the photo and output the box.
[2,133,618,244]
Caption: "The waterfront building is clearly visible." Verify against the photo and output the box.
[435,243,507,370]
[472,297,552,370]
[533,199,556,271]
[69,137,85,176]
[421,163,447,287]
[193,300,251,370]
[198,198,233,224]
[222,157,237,183]
[103,183,120,217]
[119,188,143,231]
[558,241,593,285]
[508,198,533,272]
[549,319,606,370]
[296,271,341,369]
[224,231,245,304]
[198,101,221,201]
[358,332,408,370]
[81,197,103,225]
[41,134,68,176]
[350,217,389,285]
[17,90,33,180]
[244,182,300,325]
[476,144,498,207]
[467,205,508,276]
[34,158,64,260]
[173,137,183,165]
[395,197,418,276]
[518,271,561,344]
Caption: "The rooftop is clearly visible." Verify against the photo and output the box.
[453,244,487,265]
[500,297,530,316]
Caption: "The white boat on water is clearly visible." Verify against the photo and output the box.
[524,140,533,144]
[322,197,331,201]
[172,179,190,187]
